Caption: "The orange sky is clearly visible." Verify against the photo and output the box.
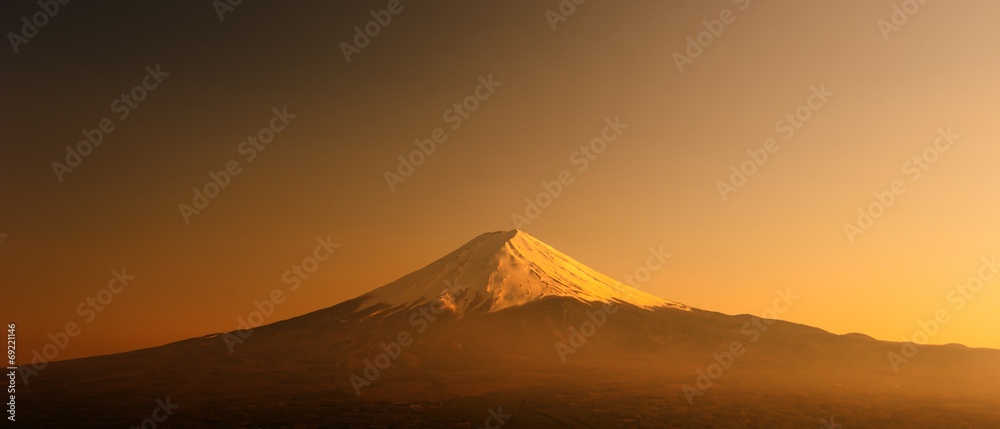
[2,0,999,362]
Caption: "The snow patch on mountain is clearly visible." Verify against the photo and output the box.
[358,230,687,314]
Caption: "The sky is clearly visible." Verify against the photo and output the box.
[2,0,1000,362]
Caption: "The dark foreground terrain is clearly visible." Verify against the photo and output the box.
[19,297,1000,428]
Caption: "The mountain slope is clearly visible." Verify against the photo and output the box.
[18,230,1000,428]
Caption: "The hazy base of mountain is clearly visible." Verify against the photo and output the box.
[21,296,1000,428]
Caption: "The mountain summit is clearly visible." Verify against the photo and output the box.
[358,230,687,314]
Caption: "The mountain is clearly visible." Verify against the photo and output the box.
[19,231,1000,428]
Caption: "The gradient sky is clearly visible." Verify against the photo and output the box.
[3,0,1000,362]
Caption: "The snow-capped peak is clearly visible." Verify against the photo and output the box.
[359,230,687,314]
